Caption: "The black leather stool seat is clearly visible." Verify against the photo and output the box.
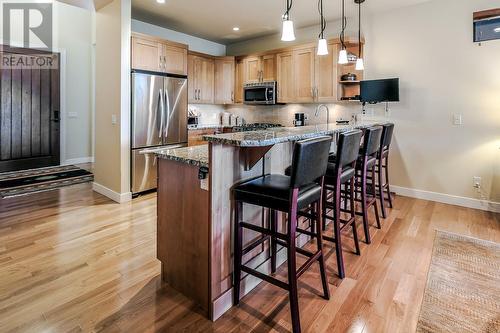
[234,174,322,212]
[325,163,355,184]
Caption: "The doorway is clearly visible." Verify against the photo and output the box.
[0,46,60,173]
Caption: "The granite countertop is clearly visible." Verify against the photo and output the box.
[203,121,385,147]
[156,144,209,168]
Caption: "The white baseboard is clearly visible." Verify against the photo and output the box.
[391,185,500,213]
[63,157,94,166]
[92,182,132,204]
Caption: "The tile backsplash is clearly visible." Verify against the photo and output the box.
[190,102,386,127]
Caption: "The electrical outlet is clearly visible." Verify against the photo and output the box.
[111,114,117,125]
[68,112,78,118]
[453,114,463,125]
[473,176,481,189]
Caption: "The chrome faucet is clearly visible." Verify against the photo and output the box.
[315,104,330,124]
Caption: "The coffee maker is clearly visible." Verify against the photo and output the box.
[293,113,306,127]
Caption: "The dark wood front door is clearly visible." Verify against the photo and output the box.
[0,47,60,173]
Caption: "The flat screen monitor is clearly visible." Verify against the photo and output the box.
[361,78,400,103]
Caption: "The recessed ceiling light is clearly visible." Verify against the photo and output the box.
[494,27,500,33]
[156,0,165,3]
[233,27,240,31]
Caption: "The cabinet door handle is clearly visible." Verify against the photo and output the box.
[231,91,234,102]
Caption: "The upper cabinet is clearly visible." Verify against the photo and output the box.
[131,33,188,75]
[276,51,294,103]
[315,42,338,103]
[242,54,276,83]
[188,54,214,104]
[293,47,316,103]
[214,57,235,104]
[131,37,162,72]
[234,59,244,104]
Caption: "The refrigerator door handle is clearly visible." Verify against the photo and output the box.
[164,88,170,142]
[158,88,164,139]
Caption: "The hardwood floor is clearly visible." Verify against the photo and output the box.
[0,182,498,332]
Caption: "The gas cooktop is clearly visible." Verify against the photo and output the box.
[232,123,283,132]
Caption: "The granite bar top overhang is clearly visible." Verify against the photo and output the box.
[203,121,385,147]
[156,144,209,168]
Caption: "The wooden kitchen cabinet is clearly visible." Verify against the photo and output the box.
[163,44,188,75]
[131,33,188,75]
[131,36,162,72]
[188,54,214,104]
[214,57,235,104]
[315,42,338,103]
[242,54,275,83]
[293,47,316,103]
[234,59,244,103]
[276,51,294,103]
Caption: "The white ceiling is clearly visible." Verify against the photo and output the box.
[132,0,430,45]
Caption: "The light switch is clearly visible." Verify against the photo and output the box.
[111,114,117,125]
[453,114,463,125]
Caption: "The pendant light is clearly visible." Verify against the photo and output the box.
[317,0,328,55]
[338,0,348,64]
[281,0,296,42]
[355,0,365,70]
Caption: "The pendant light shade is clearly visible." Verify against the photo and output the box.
[355,0,365,70]
[355,58,364,70]
[282,20,296,41]
[281,0,295,41]
[338,0,348,64]
[338,49,348,64]
[317,39,328,55]
[316,0,328,55]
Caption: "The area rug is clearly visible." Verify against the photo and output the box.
[0,165,93,198]
[416,231,500,333]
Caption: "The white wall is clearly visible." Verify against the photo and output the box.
[227,17,360,56]
[93,0,132,202]
[55,2,93,163]
[131,19,226,56]
[364,0,500,207]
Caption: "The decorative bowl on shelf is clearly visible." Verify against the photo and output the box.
[340,73,357,81]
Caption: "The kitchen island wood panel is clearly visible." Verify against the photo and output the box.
[157,158,210,314]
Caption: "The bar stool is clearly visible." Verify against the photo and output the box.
[233,136,332,333]
[354,126,383,244]
[322,130,363,279]
[376,123,395,218]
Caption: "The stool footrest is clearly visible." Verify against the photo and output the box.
[274,238,316,259]
[242,235,270,256]
[240,222,287,240]
[297,251,322,278]
[241,265,289,290]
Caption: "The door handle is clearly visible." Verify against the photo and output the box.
[231,91,234,102]
[51,110,60,122]
[159,89,164,138]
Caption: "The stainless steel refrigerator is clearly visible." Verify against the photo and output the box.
[131,71,188,195]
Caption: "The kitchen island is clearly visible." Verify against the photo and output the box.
[156,121,382,320]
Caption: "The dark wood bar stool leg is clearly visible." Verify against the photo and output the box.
[314,200,330,300]
[372,166,381,229]
[287,189,300,333]
[349,178,361,255]
[270,209,278,274]
[233,200,243,305]
[377,156,387,219]
[333,180,345,279]
[359,164,371,244]
[385,155,393,208]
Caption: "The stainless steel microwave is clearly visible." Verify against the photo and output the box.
[244,81,277,105]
